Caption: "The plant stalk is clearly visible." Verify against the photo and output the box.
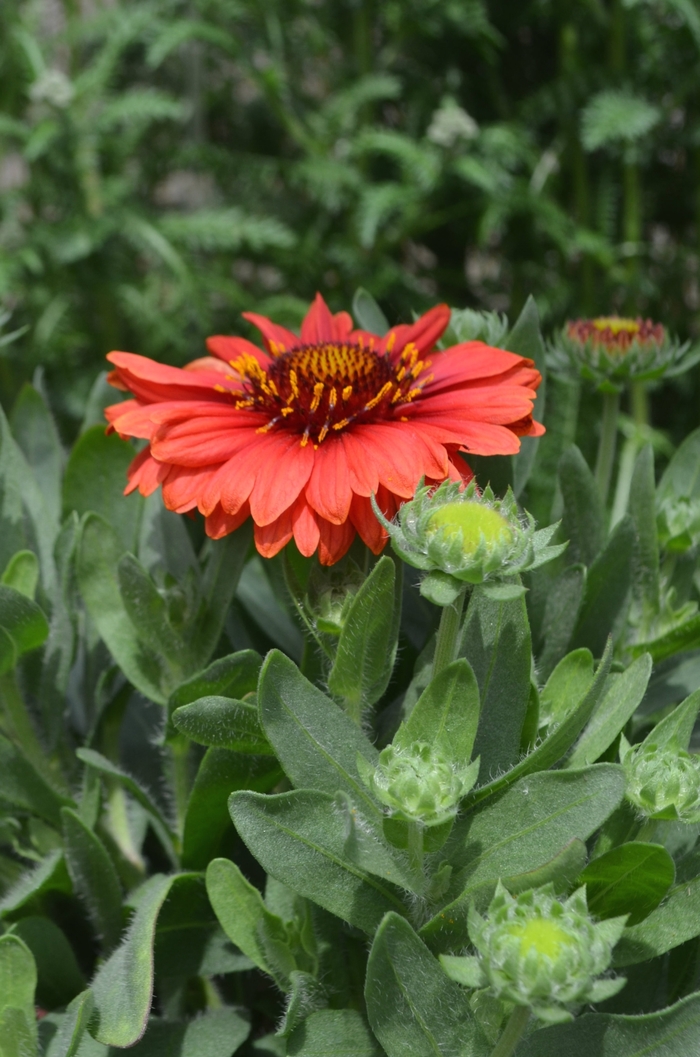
[406,819,424,879]
[594,390,620,504]
[490,1005,531,1057]
[432,585,467,680]
[610,380,649,525]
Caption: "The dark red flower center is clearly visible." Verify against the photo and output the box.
[220,339,432,445]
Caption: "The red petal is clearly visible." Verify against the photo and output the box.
[378,303,450,361]
[152,419,259,467]
[341,432,380,497]
[241,312,299,354]
[304,438,352,525]
[301,293,353,344]
[350,493,388,554]
[292,496,321,557]
[125,448,168,496]
[206,334,271,366]
[162,464,220,513]
[317,516,355,566]
[254,506,295,558]
[249,434,315,526]
[206,501,250,539]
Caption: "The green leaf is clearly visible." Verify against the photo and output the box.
[658,426,700,505]
[181,749,280,870]
[567,653,652,768]
[206,857,296,989]
[614,874,700,966]
[0,735,72,827]
[11,916,85,1010]
[518,991,700,1056]
[63,426,141,552]
[0,850,70,918]
[582,89,660,150]
[75,749,176,860]
[154,872,253,981]
[352,288,389,335]
[287,1009,383,1057]
[172,697,272,754]
[579,842,675,927]
[89,873,179,1047]
[279,971,328,1035]
[190,525,253,666]
[560,445,604,567]
[468,640,612,805]
[0,934,36,1051]
[507,296,547,498]
[0,584,49,673]
[365,913,489,1057]
[77,513,168,703]
[572,517,635,657]
[460,586,532,777]
[237,553,302,661]
[540,648,594,727]
[117,554,186,671]
[1,552,39,600]
[228,789,408,933]
[45,990,94,1057]
[10,383,64,528]
[257,650,380,818]
[628,444,660,607]
[327,556,398,716]
[632,614,700,664]
[61,807,123,951]
[400,658,480,764]
[538,565,586,679]
[123,1007,250,1057]
[643,689,700,752]
[168,650,262,709]
[421,765,624,951]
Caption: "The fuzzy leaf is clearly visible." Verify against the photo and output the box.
[287,1009,383,1057]
[61,807,123,952]
[400,657,480,764]
[172,697,272,754]
[579,842,675,927]
[572,517,635,656]
[567,652,652,768]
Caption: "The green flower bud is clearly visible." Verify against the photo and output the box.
[304,558,364,636]
[442,883,626,1024]
[620,735,700,822]
[371,480,565,605]
[365,740,478,826]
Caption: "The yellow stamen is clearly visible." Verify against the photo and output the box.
[310,382,324,413]
[342,385,353,400]
[214,384,226,393]
[364,381,393,412]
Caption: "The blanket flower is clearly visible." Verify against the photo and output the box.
[106,293,543,564]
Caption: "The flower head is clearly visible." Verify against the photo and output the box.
[106,293,543,565]
[374,478,565,604]
[548,315,696,391]
[441,883,626,1023]
[620,735,700,822]
[361,740,479,826]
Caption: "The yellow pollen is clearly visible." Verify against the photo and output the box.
[333,418,351,430]
[214,384,226,393]
[396,366,406,382]
[364,381,393,412]
[342,385,353,400]
[310,382,324,413]
[281,406,293,416]
[593,317,640,335]
[290,369,300,399]
[386,332,396,353]
[318,425,329,443]
[329,386,337,409]
[406,387,422,401]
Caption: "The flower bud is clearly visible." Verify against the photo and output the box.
[442,883,626,1023]
[372,479,565,605]
[304,559,364,636]
[365,740,478,826]
[620,735,700,822]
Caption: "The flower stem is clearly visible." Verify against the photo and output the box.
[594,390,620,505]
[636,818,658,843]
[406,819,424,878]
[610,380,649,526]
[489,1005,530,1057]
[432,585,467,680]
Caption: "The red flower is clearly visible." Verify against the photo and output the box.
[106,294,544,565]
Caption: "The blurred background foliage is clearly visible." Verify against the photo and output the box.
[1,0,700,436]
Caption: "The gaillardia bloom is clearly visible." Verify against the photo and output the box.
[105,294,543,564]
[549,315,697,391]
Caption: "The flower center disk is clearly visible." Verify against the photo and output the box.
[226,340,430,445]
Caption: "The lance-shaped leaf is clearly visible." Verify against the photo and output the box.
[61,807,123,951]
[538,564,586,679]
[117,554,187,671]
[540,648,594,727]
[257,650,380,817]
[559,445,604,567]
[77,514,168,704]
[229,789,408,933]
[0,735,72,828]
[191,525,253,665]
[614,874,700,967]
[398,657,480,764]
[120,1006,250,1057]
[0,584,49,673]
[460,586,532,778]
[288,1009,383,1057]
[0,934,37,1054]
[47,990,94,1057]
[1,551,39,600]
[89,873,180,1046]
[11,383,64,529]
[12,916,85,1009]
[579,842,675,926]
[572,517,636,657]
[169,650,262,708]
[206,857,296,990]
[567,652,652,768]
[517,990,700,1056]
[172,696,272,754]
[63,426,142,552]
[327,556,398,716]
[628,444,660,607]
[365,913,489,1057]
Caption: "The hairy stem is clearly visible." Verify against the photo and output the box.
[490,1005,531,1057]
[432,585,467,680]
[595,390,620,505]
[406,819,424,879]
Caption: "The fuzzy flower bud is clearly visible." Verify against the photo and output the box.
[303,558,364,636]
[441,883,626,1024]
[372,479,565,606]
[548,315,697,392]
[620,735,700,822]
[362,740,478,826]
